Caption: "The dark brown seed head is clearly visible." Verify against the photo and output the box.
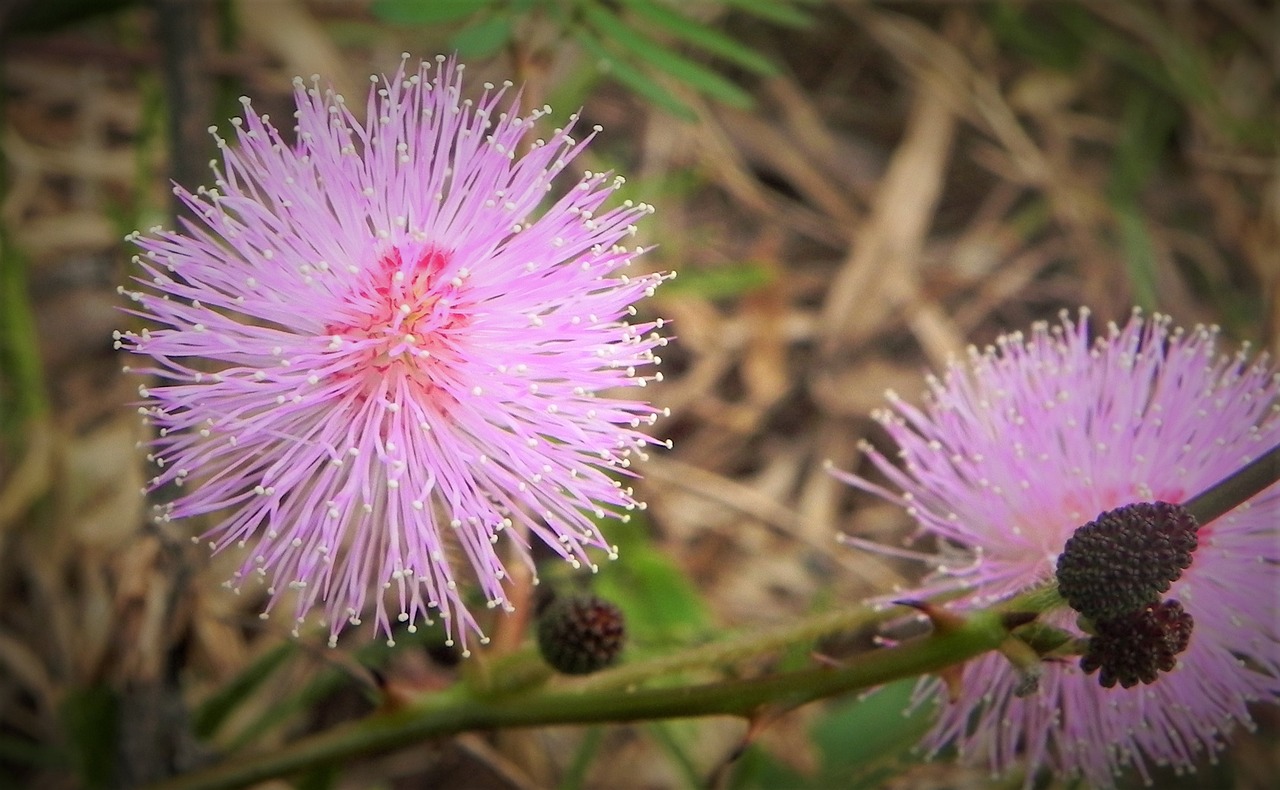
[1056,501,1198,622]
[536,593,626,675]
[1080,599,1194,689]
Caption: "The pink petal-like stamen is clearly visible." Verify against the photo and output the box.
[118,55,672,653]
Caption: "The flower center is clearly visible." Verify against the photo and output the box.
[326,247,470,396]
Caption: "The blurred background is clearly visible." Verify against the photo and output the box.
[1,1,1277,788]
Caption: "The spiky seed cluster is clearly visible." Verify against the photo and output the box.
[116,55,672,652]
[536,593,625,675]
[1056,501,1198,622]
[1081,600,1194,689]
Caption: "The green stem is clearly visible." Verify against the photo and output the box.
[566,598,929,693]
[1181,442,1280,526]
[147,589,1055,790]
[468,600,908,699]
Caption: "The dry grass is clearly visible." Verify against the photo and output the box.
[1,1,1277,788]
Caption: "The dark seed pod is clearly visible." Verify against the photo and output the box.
[536,593,625,675]
[1080,599,1194,689]
[1056,501,1198,622]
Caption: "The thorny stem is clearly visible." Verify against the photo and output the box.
[146,446,1280,790]
[145,589,1047,790]
[564,597,943,694]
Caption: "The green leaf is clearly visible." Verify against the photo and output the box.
[580,5,755,109]
[193,642,295,738]
[723,0,814,29]
[619,0,779,76]
[811,679,935,787]
[369,0,492,25]
[592,516,710,647]
[60,685,119,790]
[451,16,513,58]
[574,30,697,121]
[661,261,775,300]
[728,744,815,789]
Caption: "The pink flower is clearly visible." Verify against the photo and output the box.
[832,309,1280,786]
[117,55,669,652]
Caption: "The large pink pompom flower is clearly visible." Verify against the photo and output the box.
[833,309,1280,786]
[117,55,669,651]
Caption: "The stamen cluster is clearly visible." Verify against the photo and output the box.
[118,55,671,651]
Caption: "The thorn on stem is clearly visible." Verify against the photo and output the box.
[710,706,781,785]
[893,599,966,633]
[809,651,845,669]
[369,667,417,711]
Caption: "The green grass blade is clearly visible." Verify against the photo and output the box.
[984,3,1086,71]
[224,664,354,753]
[619,0,779,76]
[580,5,755,109]
[193,642,296,738]
[1105,84,1175,311]
[1111,201,1160,312]
[558,726,605,790]
[645,721,704,789]
[574,29,697,121]
[723,0,813,28]
[0,234,47,433]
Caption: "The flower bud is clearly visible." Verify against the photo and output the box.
[536,593,626,675]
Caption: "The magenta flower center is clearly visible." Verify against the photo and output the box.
[327,247,469,395]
